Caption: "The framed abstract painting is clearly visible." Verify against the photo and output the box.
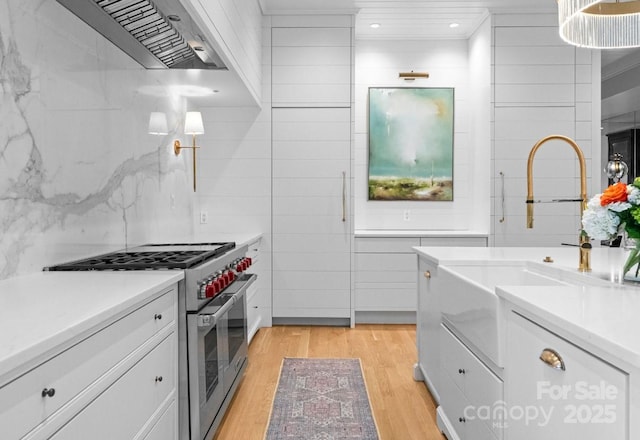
[368,87,454,201]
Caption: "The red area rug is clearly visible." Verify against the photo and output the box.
[264,358,379,440]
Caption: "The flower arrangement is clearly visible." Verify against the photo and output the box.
[582,178,640,276]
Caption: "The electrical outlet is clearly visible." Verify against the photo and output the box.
[200,210,208,224]
[404,209,410,221]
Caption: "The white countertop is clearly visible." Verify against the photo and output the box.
[414,246,631,283]
[0,271,183,385]
[415,246,640,368]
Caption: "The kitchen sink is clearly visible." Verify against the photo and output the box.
[438,263,569,369]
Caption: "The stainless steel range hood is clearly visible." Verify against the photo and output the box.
[56,0,227,70]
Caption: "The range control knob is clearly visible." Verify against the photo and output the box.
[198,282,208,299]
[205,282,215,298]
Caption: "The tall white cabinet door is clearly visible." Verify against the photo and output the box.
[272,107,351,320]
[272,26,352,107]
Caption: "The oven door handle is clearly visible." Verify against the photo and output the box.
[197,273,257,328]
[198,300,234,328]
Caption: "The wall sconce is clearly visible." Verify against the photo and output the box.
[174,111,204,192]
[148,112,168,135]
[399,71,429,81]
[605,153,628,183]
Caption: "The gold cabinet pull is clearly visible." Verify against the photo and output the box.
[424,271,431,279]
[499,171,505,223]
[342,171,346,222]
[539,348,565,371]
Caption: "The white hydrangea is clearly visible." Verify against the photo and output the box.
[582,194,620,240]
[628,185,640,205]
[608,201,632,212]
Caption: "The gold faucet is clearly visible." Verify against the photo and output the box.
[526,135,591,272]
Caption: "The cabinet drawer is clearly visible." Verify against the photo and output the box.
[50,334,176,440]
[354,237,420,253]
[441,325,468,391]
[441,325,503,439]
[355,253,417,274]
[355,288,416,310]
[505,312,627,439]
[420,237,487,247]
[0,288,176,440]
[143,400,177,440]
[440,371,497,440]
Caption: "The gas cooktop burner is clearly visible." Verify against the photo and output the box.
[44,242,235,271]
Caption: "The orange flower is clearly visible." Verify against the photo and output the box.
[600,182,628,206]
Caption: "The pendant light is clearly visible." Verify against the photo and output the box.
[558,0,640,49]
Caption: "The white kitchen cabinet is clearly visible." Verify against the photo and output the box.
[416,256,442,403]
[246,236,268,342]
[49,334,175,440]
[420,236,487,247]
[0,285,178,440]
[271,25,352,107]
[439,324,503,440]
[355,237,420,323]
[357,236,487,324]
[504,311,627,439]
[272,107,352,322]
[270,19,353,324]
[143,401,177,440]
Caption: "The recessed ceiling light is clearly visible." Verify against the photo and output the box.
[370,23,381,29]
[449,23,460,29]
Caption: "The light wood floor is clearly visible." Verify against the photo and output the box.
[212,325,446,440]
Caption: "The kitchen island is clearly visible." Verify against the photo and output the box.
[414,246,640,440]
[0,270,183,440]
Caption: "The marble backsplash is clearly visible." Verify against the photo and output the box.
[0,1,199,279]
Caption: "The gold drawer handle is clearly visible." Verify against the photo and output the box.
[540,348,565,371]
[424,271,431,279]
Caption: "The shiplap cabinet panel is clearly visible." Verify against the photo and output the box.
[272,107,351,320]
[272,28,351,47]
[491,16,598,247]
[354,236,487,322]
[272,27,351,107]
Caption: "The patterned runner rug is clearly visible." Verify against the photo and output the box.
[264,358,380,440]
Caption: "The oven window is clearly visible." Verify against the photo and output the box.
[204,326,219,399]
[228,300,246,362]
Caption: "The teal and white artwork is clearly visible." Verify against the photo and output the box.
[368,87,454,201]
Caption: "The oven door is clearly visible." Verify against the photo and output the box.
[187,273,256,440]
[187,299,231,440]
[219,273,255,390]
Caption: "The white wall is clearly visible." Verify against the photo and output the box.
[0,0,200,279]
[354,39,487,231]
[0,0,266,280]
[491,14,601,247]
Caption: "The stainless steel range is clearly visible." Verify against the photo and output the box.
[45,242,256,440]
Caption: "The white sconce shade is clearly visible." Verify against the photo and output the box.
[184,111,204,135]
[148,112,168,135]
[174,111,204,192]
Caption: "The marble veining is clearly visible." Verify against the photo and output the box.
[0,1,199,279]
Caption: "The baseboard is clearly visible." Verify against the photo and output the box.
[354,311,416,324]
[437,406,460,440]
[272,317,351,326]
